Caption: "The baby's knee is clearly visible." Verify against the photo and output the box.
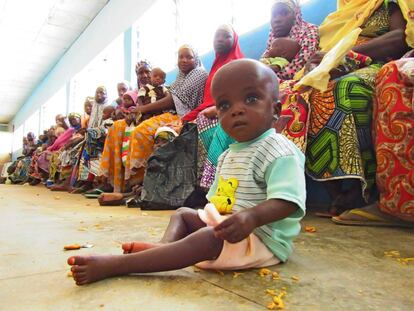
[175,207,196,216]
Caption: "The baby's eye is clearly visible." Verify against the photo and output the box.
[245,96,258,105]
[217,101,230,111]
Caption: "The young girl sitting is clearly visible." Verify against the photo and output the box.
[260,37,301,72]
[68,59,306,285]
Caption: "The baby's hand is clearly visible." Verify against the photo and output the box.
[214,210,256,243]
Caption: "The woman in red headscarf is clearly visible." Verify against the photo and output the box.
[185,25,244,190]
[182,24,244,122]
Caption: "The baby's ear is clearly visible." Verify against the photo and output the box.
[273,100,282,117]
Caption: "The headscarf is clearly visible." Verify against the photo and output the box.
[319,0,414,51]
[47,112,80,152]
[170,45,209,117]
[123,90,138,105]
[118,80,131,89]
[182,25,244,121]
[264,0,319,80]
[88,86,109,128]
[136,60,152,88]
[68,112,81,120]
[27,132,36,141]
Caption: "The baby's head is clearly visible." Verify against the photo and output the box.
[84,97,93,115]
[122,91,138,124]
[123,91,137,109]
[55,114,66,126]
[153,126,179,150]
[150,67,166,87]
[117,81,131,98]
[212,59,279,142]
[102,106,115,121]
[266,37,300,61]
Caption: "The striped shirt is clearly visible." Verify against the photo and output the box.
[207,129,306,262]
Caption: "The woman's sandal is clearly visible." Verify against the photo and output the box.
[332,204,414,228]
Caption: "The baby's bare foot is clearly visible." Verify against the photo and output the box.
[68,255,124,285]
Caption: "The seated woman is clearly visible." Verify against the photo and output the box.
[99,91,140,197]
[72,86,111,193]
[181,25,244,190]
[332,49,414,227]
[98,61,154,195]
[55,114,68,137]
[281,0,412,216]
[81,97,93,129]
[10,133,38,184]
[126,45,208,186]
[30,113,83,186]
[100,50,207,199]
[263,0,319,81]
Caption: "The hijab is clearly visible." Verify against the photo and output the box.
[264,0,319,80]
[88,86,109,128]
[123,91,138,105]
[136,60,152,89]
[170,45,209,117]
[182,25,244,122]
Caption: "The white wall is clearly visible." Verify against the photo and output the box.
[11,0,155,129]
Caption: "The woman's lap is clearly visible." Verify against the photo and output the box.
[374,59,414,221]
[280,66,380,200]
[128,113,180,178]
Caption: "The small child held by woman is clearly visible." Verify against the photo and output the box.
[260,37,300,72]
[68,59,306,285]
[137,67,169,105]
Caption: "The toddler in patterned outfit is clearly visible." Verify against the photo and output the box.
[68,59,306,285]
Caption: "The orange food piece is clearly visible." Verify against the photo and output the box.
[305,226,316,233]
[259,268,272,277]
[64,244,81,250]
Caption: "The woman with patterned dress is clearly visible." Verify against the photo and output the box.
[280,0,413,216]
[333,49,414,227]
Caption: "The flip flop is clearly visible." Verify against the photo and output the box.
[315,211,337,218]
[83,188,104,198]
[332,209,414,228]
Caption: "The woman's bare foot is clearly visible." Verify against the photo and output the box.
[98,193,125,206]
[121,242,161,254]
[68,255,125,285]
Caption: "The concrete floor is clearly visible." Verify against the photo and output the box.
[0,185,413,311]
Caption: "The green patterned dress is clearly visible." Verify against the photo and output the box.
[304,3,391,199]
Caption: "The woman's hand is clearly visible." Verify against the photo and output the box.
[201,106,218,119]
[304,51,325,74]
[213,210,257,243]
[403,49,414,58]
